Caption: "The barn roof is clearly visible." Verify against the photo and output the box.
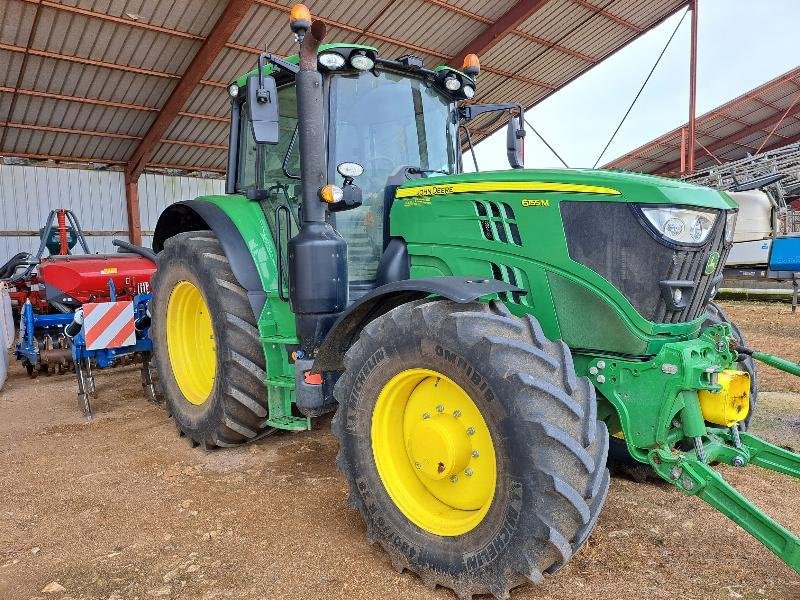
[604,66,800,175]
[1,0,688,177]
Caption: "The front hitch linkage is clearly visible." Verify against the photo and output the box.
[648,345,800,573]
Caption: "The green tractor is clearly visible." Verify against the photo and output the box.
[150,5,800,597]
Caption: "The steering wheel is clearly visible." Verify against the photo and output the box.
[367,156,396,175]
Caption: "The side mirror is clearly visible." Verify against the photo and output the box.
[506,114,525,169]
[246,74,279,144]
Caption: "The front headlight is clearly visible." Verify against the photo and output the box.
[640,206,719,245]
[724,210,738,243]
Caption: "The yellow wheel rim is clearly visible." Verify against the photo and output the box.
[166,280,216,405]
[371,368,496,536]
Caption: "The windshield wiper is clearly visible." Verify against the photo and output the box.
[408,167,448,176]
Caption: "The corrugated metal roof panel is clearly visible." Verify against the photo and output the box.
[150,143,227,171]
[21,55,176,107]
[7,94,155,137]
[2,0,690,172]
[370,0,484,56]
[70,0,228,36]
[5,128,136,160]
[33,6,201,75]
[0,0,37,45]
[0,50,25,87]
[164,116,228,145]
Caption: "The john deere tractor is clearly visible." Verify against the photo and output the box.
[150,5,800,597]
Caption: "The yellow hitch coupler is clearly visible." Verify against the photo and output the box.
[698,369,750,427]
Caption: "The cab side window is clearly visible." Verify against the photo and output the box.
[236,84,299,199]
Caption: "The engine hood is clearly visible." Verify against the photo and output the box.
[394,168,736,210]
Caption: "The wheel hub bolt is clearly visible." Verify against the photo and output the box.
[453,409,462,418]
[472,450,479,458]
[450,475,458,483]
[465,468,474,477]
[436,404,444,413]
[415,462,422,469]
[466,427,475,436]
[422,412,431,420]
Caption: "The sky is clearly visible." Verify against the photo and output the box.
[467,0,800,172]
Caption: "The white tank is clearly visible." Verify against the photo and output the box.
[727,190,773,242]
[0,283,11,390]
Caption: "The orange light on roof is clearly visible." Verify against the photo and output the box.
[462,53,480,76]
[290,4,312,28]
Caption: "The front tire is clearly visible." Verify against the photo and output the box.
[332,300,609,598]
[151,231,270,449]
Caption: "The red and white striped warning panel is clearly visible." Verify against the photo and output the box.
[83,301,136,350]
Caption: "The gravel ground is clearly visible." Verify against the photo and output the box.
[0,300,798,600]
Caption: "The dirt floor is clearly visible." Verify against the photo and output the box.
[1,300,798,600]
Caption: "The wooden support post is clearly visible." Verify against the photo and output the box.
[125,177,142,245]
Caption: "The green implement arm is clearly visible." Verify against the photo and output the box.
[647,346,800,574]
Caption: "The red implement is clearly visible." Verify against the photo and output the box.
[38,254,156,305]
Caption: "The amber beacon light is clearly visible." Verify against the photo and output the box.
[462,53,480,77]
[290,4,312,33]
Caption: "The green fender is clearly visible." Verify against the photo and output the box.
[153,194,307,430]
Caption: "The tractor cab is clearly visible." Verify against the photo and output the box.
[226,43,494,299]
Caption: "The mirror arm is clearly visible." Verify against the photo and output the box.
[459,102,520,121]
[261,52,300,76]
[459,123,479,173]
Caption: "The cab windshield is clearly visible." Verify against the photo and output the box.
[329,70,458,284]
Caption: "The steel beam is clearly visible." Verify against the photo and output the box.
[573,0,642,32]
[687,0,698,174]
[0,122,227,150]
[448,0,552,68]
[0,151,226,173]
[0,0,43,151]
[0,43,226,88]
[0,86,229,123]
[124,0,251,180]
[424,0,596,63]
[658,102,800,173]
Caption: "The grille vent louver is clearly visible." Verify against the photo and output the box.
[474,201,522,246]
[490,262,531,306]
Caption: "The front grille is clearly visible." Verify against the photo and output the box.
[561,201,729,324]
[655,221,728,323]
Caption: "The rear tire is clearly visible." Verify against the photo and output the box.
[332,299,609,598]
[151,231,270,449]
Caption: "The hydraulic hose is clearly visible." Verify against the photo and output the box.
[112,239,157,263]
[736,344,800,378]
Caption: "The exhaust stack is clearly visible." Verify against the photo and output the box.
[287,6,348,355]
